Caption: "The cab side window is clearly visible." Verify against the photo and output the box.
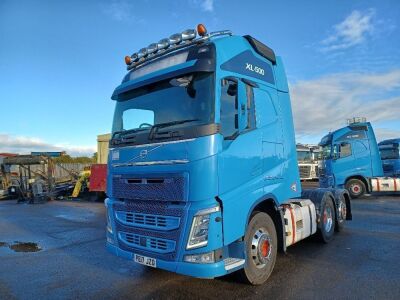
[220,79,238,139]
[245,84,256,130]
[339,142,352,158]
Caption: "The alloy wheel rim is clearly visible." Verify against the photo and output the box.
[250,228,272,268]
[323,206,333,232]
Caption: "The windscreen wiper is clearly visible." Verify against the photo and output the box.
[111,127,150,145]
[148,119,198,140]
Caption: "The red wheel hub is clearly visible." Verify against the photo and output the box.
[261,240,270,257]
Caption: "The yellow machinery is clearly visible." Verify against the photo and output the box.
[71,168,91,198]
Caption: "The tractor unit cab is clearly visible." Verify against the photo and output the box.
[296,144,319,180]
[106,24,351,285]
[318,118,384,198]
[379,138,400,177]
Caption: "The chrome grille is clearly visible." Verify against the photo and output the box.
[113,200,188,261]
[118,232,175,253]
[115,211,180,231]
[299,165,311,179]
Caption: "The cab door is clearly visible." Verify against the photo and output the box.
[218,77,262,195]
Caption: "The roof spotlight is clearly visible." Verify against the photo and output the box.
[131,53,139,62]
[182,29,196,41]
[137,48,148,58]
[157,38,170,50]
[147,43,158,55]
[169,33,182,45]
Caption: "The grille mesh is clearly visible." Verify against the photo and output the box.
[112,174,187,202]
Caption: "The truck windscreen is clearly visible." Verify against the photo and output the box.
[111,72,214,144]
[379,144,400,160]
[297,151,312,162]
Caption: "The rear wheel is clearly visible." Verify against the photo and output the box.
[239,212,277,285]
[345,179,366,198]
[335,194,347,232]
[317,198,336,243]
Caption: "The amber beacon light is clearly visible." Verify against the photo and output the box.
[197,24,207,36]
[124,55,132,65]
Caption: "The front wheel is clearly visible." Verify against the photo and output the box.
[238,212,277,285]
[345,178,366,199]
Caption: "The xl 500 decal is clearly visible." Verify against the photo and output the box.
[220,50,274,84]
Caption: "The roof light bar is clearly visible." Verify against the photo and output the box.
[124,24,232,70]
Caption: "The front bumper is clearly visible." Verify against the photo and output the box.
[106,242,228,278]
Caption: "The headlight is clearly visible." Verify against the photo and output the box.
[186,205,220,249]
[184,251,215,264]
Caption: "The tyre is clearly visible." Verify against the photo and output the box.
[317,197,336,243]
[345,178,366,199]
[335,194,347,232]
[238,212,277,285]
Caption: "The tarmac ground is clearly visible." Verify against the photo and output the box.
[0,191,399,299]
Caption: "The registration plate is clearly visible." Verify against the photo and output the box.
[134,254,157,268]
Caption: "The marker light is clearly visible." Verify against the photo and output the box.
[157,38,170,50]
[169,33,182,45]
[182,29,196,41]
[124,55,132,65]
[197,24,207,36]
[147,43,158,55]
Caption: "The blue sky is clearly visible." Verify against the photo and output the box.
[1,0,399,155]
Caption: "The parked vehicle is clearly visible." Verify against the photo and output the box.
[379,138,400,177]
[319,118,400,198]
[105,24,352,285]
[296,144,319,180]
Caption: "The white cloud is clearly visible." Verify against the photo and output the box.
[0,134,96,157]
[101,0,145,23]
[191,0,214,12]
[374,128,400,142]
[321,9,375,52]
[290,69,400,140]
[201,0,214,12]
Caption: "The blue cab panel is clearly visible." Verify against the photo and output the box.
[379,138,400,177]
[106,31,300,278]
[319,121,384,190]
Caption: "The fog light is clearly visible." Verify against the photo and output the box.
[184,251,215,264]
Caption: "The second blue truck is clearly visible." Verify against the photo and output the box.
[319,117,400,198]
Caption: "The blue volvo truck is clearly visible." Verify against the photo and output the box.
[319,118,400,198]
[379,138,400,177]
[105,24,351,285]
